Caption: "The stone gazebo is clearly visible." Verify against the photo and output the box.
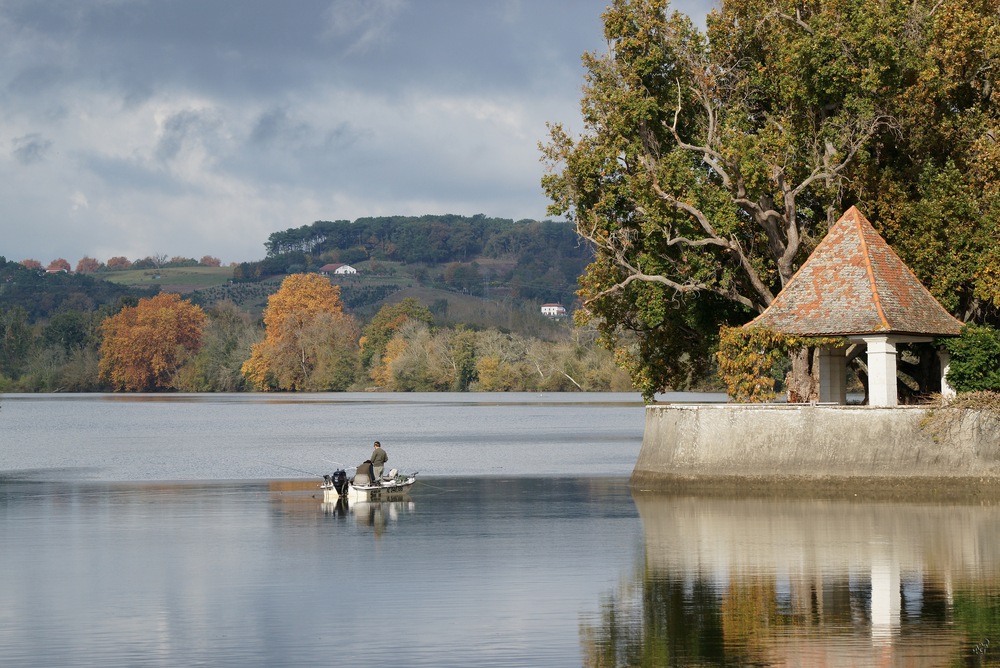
[748,206,963,406]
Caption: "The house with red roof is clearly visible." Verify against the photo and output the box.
[318,263,357,276]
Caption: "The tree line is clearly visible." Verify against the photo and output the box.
[0,273,632,393]
[19,255,224,273]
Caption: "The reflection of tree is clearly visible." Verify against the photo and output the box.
[581,573,726,666]
[581,568,1000,665]
[721,580,780,661]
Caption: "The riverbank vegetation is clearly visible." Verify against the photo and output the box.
[0,271,634,393]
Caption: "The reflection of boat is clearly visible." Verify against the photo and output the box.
[320,467,418,502]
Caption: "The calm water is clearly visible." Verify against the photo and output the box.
[3,393,1000,667]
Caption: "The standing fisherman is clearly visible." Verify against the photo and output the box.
[370,441,388,481]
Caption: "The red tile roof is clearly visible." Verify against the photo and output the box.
[748,206,963,337]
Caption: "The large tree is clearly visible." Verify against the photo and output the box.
[99,293,207,391]
[241,273,360,391]
[542,0,1000,400]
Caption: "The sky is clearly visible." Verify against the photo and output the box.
[1,0,713,266]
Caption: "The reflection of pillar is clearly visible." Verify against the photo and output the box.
[818,346,847,404]
[938,349,956,399]
[864,336,898,406]
[871,554,900,644]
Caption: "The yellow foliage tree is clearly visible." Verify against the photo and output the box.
[241,273,359,391]
[99,293,207,391]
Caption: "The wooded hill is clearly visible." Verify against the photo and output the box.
[232,215,592,309]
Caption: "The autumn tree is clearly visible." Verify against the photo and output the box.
[241,273,360,391]
[106,256,132,270]
[199,255,222,267]
[542,0,1000,400]
[75,256,102,273]
[360,298,434,376]
[98,293,207,391]
[47,258,71,272]
[19,259,41,270]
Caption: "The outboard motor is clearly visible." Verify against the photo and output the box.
[330,469,349,496]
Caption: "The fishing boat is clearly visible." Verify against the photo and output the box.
[321,467,418,503]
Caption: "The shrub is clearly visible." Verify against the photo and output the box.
[943,325,1000,392]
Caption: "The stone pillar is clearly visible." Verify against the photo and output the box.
[864,336,898,406]
[818,345,847,404]
[938,349,956,399]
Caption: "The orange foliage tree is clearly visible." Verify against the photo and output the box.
[99,293,207,391]
[241,273,360,391]
[76,256,102,273]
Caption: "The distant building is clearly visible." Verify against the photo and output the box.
[318,263,357,275]
[540,303,567,317]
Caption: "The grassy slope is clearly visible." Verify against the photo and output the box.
[101,266,235,293]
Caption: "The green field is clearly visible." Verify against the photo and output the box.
[101,266,235,293]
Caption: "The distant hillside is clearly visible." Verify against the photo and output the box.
[0,257,155,322]
[234,215,592,309]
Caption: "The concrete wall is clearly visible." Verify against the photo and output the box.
[632,404,1000,492]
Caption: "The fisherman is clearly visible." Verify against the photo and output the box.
[370,441,388,481]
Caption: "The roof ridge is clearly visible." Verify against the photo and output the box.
[853,212,890,331]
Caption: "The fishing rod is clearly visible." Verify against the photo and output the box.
[261,461,327,478]
[322,458,355,470]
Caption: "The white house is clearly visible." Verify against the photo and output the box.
[540,303,567,317]
[318,263,357,276]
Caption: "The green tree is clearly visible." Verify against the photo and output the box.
[176,302,260,391]
[943,325,1000,393]
[542,0,1000,400]
[43,311,94,353]
[0,306,33,380]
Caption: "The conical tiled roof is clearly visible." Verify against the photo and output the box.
[748,206,963,337]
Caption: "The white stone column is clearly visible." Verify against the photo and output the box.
[938,349,956,399]
[864,336,898,406]
[818,345,848,404]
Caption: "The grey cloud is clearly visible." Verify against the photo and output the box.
[324,0,407,55]
[155,109,224,162]
[11,133,53,164]
[249,108,311,148]
[82,153,192,197]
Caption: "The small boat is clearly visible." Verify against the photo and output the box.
[321,467,418,503]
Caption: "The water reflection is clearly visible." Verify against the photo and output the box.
[584,493,1000,666]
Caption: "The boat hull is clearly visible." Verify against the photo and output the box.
[320,473,417,503]
[345,477,416,502]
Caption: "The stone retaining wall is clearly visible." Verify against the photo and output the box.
[632,404,1000,493]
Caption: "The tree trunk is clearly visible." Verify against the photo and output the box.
[785,346,820,403]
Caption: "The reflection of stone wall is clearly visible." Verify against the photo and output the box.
[634,405,1000,491]
[634,494,1000,585]
[633,493,1000,663]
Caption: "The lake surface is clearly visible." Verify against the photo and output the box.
[3,392,1000,667]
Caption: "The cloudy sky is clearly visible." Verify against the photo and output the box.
[1,0,712,266]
